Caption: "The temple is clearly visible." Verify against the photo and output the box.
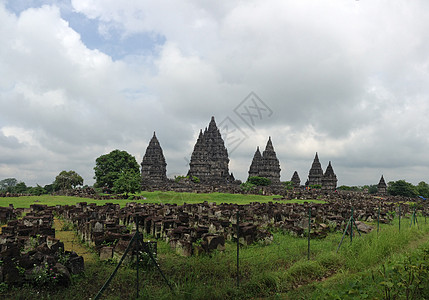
[247,137,281,183]
[322,161,338,191]
[248,147,263,178]
[141,132,167,187]
[306,153,323,186]
[377,175,387,195]
[187,116,232,183]
[291,171,301,188]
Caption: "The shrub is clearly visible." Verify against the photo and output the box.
[248,176,271,186]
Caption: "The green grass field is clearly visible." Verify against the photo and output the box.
[0,191,324,208]
[1,193,429,299]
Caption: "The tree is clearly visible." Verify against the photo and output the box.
[29,185,46,196]
[388,180,417,198]
[0,178,18,191]
[14,182,28,193]
[416,181,429,198]
[94,150,140,190]
[248,176,271,186]
[112,169,141,196]
[54,170,84,191]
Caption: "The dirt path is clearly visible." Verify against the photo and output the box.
[53,218,97,263]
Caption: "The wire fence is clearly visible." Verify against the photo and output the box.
[52,204,428,299]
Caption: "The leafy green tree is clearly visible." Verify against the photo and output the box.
[44,184,55,194]
[112,169,141,196]
[14,182,28,193]
[388,180,417,198]
[94,150,140,190]
[248,176,271,186]
[0,178,18,191]
[54,170,84,191]
[416,181,429,198]
[29,185,46,196]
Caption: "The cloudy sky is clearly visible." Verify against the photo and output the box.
[1,0,429,187]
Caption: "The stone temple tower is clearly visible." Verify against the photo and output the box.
[248,147,263,179]
[247,137,281,183]
[141,132,167,187]
[291,171,301,188]
[377,175,387,195]
[188,116,231,183]
[260,137,281,183]
[322,161,338,191]
[306,153,323,186]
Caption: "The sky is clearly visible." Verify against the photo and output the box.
[1,0,429,187]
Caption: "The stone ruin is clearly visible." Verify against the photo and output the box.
[322,161,338,191]
[291,171,301,188]
[137,116,346,193]
[377,175,387,195]
[248,137,281,184]
[306,153,338,191]
[187,116,233,183]
[0,204,84,287]
[141,132,168,188]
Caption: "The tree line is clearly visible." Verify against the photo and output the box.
[2,149,429,198]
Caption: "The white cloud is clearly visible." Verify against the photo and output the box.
[1,0,429,187]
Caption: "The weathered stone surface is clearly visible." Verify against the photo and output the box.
[188,116,232,183]
[99,246,113,261]
[306,153,323,186]
[291,171,301,188]
[141,132,168,187]
[377,175,387,195]
[248,137,281,183]
[322,161,337,191]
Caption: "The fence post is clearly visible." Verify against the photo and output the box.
[350,207,354,243]
[399,205,401,232]
[307,206,311,260]
[236,209,240,288]
[136,216,140,299]
[377,205,380,235]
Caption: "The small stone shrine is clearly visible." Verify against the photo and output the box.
[141,132,167,187]
[187,117,233,183]
[377,175,387,195]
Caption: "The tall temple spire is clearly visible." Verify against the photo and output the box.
[291,171,301,188]
[322,161,337,191]
[141,132,167,187]
[248,146,263,179]
[188,117,231,183]
[307,152,323,186]
[247,137,281,183]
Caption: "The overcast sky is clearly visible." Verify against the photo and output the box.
[1,0,429,187]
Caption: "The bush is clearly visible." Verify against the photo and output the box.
[248,176,271,186]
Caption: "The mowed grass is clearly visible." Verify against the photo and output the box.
[0,191,324,208]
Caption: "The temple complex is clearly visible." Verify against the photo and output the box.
[187,117,233,183]
[141,132,167,187]
[306,153,324,186]
[322,161,338,191]
[247,137,281,183]
[291,171,301,188]
[377,175,387,195]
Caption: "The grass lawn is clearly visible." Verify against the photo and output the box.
[0,191,324,208]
